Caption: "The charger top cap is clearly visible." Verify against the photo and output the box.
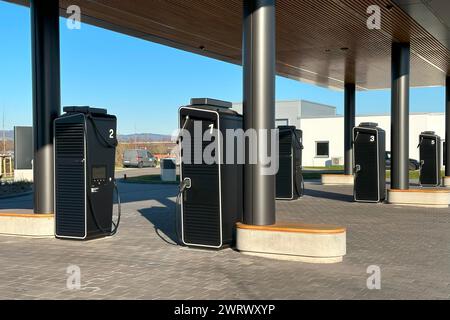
[63,106,107,115]
[190,98,232,109]
[359,122,379,128]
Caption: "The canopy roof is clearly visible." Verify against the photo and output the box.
[8,0,450,90]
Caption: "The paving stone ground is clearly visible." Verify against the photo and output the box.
[0,181,449,300]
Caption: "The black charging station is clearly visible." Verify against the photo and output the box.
[418,131,441,187]
[178,98,243,249]
[276,126,304,200]
[54,106,120,240]
[353,122,386,203]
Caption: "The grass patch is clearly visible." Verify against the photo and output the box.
[303,166,344,170]
[119,170,438,183]
[303,172,328,180]
[302,170,429,180]
[121,174,180,185]
[385,170,443,180]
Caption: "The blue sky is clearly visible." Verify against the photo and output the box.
[0,1,446,135]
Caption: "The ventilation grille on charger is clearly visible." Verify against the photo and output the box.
[354,131,379,201]
[55,122,86,238]
[182,164,221,247]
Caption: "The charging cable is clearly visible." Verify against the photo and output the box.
[176,115,190,145]
[175,177,191,244]
[173,115,192,244]
[290,128,305,197]
[417,137,423,149]
[84,113,122,237]
[88,180,121,236]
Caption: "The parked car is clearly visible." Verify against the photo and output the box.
[385,151,420,171]
[123,149,156,168]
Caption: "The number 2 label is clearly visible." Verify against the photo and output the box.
[109,129,114,139]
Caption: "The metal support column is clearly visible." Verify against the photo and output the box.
[242,0,276,225]
[31,0,61,214]
[391,42,410,190]
[344,82,355,175]
[445,76,450,177]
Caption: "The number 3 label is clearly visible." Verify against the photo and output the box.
[370,135,375,142]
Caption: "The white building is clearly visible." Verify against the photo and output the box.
[232,100,336,127]
[233,100,446,168]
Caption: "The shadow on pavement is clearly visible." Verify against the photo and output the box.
[0,194,33,210]
[116,182,178,205]
[304,188,354,202]
[138,194,180,246]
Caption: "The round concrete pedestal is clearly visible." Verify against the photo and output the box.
[321,174,353,186]
[236,223,346,264]
[442,177,450,187]
[387,189,450,208]
[0,213,54,237]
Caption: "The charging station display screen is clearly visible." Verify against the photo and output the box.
[92,166,106,180]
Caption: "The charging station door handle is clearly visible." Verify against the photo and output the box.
[184,177,192,189]
[182,177,192,201]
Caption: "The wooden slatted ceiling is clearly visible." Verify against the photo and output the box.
[7,0,450,90]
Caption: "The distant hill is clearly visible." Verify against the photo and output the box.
[118,133,172,142]
[0,130,13,141]
[0,130,172,143]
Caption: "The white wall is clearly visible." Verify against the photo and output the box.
[274,101,301,126]
[232,100,336,128]
[232,103,243,115]
[231,101,446,168]
[300,113,446,167]
[300,117,344,167]
[232,101,301,127]
[300,100,336,118]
